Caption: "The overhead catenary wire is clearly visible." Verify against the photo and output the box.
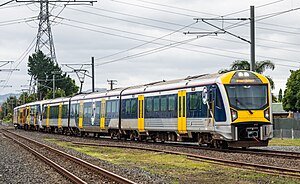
[1,36,37,92]
[70,5,300,56]
[54,17,300,67]
[1,0,298,94]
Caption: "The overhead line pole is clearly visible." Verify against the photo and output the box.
[250,6,255,71]
[187,6,256,71]
[92,57,95,92]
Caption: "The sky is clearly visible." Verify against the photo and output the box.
[0,0,300,97]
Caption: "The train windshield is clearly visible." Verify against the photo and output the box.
[225,84,268,110]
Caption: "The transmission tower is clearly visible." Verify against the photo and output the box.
[17,0,97,64]
[35,0,57,63]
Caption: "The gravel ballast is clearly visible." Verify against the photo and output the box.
[0,131,72,184]
[9,128,300,183]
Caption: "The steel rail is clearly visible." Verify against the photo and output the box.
[71,141,300,179]
[104,139,300,160]
[76,133,300,160]
[2,133,87,184]
[4,130,136,184]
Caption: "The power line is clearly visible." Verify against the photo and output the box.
[127,0,219,17]
[71,5,300,55]
[223,0,286,17]
[0,16,37,27]
[55,15,300,67]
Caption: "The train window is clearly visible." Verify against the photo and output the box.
[50,106,58,119]
[146,98,153,112]
[179,96,182,117]
[131,99,137,114]
[168,95,175,111]
[125,100,131,114]
[62,105,68,118]
[71,104,77,118]
[153,97,160,112]
[111,100,117,113]
[83,102,91,119]
[189,93,198,110]
[43,106,47,119]
[183,96,186,117]
[189,92,202,110]
[161,96,167,111]
[107,101,112,113]
[215,91,222,109]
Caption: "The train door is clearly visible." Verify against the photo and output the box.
[26,107,30,127]
[58,104,62,128]
[79,101,84,129]
[33,106,36,126]
[177,90,187,134]
[100,99,106,130]
[208,86,216,130]
[138,95,145,132]
[46,104,50,128]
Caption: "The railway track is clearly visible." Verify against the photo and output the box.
[148,141,300,160]
[79,135,300,160]
[2,129,136,184]
[71,141,300,179]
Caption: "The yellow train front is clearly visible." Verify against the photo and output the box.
[220,71,273,148]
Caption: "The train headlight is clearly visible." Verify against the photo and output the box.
[237,72,250,77]
[231,109,238,122]
[264,108,270,121]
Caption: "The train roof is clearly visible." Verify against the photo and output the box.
[79,73,221,100]
[14,70,269,106]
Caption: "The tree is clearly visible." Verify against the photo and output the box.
[45,88,66,99]
[278,88,283,102]
[28,51,79,99]
[219,60,275,89]
[0,96,18,122]
[282,69,300,112]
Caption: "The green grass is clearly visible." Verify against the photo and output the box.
[45,139,300,184]
[269,138,300,146]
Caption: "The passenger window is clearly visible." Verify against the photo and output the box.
[146,98,152,112]
[107,101,112,113]
[112,101,117,113]
[189,93,198,110]
[153,97,159,112]
[126,100,131,114]
[131,99,137,114]
[168,96,175,111]
[161,96,167,111]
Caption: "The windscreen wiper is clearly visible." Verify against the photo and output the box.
[235,98,253,114]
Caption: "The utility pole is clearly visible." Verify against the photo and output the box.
[62,59,95,93]
[92,57,95,92]
[51,71,60,98]
[107,80,117,90]
[185,6,255,71]
[250,6,255,71]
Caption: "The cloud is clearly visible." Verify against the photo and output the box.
[1,0,300,96]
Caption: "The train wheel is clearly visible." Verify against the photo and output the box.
[117,132,121,140]
[130,132,135,141]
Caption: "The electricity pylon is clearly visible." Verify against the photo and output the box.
[35,0,57,63]
[16,0,97,64]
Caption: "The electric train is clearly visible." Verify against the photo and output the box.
[13,70,273,148]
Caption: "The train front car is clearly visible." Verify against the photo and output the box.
[219,71,273,148]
